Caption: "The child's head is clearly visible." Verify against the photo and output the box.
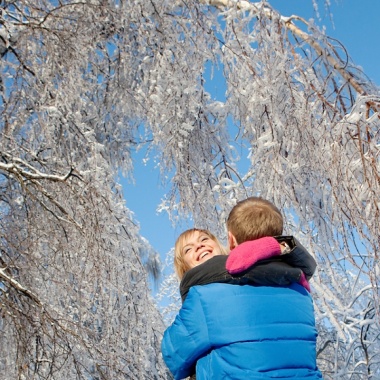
[227,197,283,247]
[174,228,227,280]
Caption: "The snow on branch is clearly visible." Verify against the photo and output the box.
[0,160,75,182]
[0,267,43,307]
[204,0,371,98]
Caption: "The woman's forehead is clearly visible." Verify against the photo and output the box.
[183,231,200,244]
[183,230,209,245]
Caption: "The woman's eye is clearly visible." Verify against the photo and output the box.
[201,237,209,242]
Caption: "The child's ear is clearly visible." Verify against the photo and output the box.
[228,231,238,250]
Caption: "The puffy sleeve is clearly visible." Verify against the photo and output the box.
[161,287,211,379]
[279,237,317,280]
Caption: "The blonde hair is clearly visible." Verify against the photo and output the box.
[227,197,283,245]
[174,228,227,280]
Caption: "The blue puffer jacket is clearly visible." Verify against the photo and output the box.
[162,283,322,379]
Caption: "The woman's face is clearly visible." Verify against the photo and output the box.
[182,231,222,269]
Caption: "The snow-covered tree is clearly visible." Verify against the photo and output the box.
[1,0,379,379]
[0,1,168,379]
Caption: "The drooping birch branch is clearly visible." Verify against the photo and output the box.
[0,160,74,182]
[203,0,368,96]
[0,267,43,307]
[0,156,83,229]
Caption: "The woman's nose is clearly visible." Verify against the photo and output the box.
[195,242,204,250]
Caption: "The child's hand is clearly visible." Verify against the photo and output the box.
[279,242,292,254]
[226,237,281,274]
[298,272,311,292]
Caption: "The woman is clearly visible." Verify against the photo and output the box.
[161,227,321,379]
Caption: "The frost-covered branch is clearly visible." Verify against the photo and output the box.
[2,0,380,378]
[0,160,74,182]
[204,0,369,97]
[0,267,42,306]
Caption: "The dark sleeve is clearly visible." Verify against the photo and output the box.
[237,260,302,286]
[180,256,230,302]
[180,255,303,302]
[275,236,317,280]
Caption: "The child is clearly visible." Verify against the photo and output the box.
[162,197,322,379]
[178,230,314,301]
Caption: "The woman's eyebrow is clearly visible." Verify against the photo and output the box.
[183,242,193,250]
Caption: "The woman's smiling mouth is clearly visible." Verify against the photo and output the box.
[199,251,211,260]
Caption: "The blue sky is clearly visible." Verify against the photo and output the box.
[122,0,380,263]
[271,0,380,83]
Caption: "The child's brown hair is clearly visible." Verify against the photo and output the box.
[227,197,283,244]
